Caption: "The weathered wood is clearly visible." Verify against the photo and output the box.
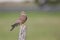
[18,24,27,40]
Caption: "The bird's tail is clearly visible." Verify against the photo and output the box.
[10,23,19,31]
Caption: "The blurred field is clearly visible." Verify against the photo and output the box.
[0,12,60,40]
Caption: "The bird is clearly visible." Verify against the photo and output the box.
[10,11,27,31]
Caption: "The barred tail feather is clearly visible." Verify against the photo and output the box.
[10,23,19,31]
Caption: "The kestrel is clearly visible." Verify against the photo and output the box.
[10,11,27,31]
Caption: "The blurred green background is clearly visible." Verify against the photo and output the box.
[0,12,60,40]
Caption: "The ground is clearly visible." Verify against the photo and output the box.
[0,11,60,40]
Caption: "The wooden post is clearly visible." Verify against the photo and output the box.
[18,24,27,40]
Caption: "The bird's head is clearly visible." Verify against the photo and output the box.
[20,11,26,15]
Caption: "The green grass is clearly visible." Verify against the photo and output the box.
[0,12,60,40]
